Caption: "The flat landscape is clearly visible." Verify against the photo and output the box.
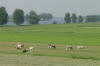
[0,23,100,66]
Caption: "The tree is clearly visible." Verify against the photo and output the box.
[53,21,57,24]
[28,10,40,24]
[64,13,71,23]
[0,6,8,25]
[39,13,53,21]
[13,9,24,25]
[78,15,84,23]
[47,13,53,20]
[71,13,77,23]
[85,15,100,22]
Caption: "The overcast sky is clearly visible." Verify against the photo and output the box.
[0,0,100,17]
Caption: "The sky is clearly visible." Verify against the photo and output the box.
[0,0,100,17]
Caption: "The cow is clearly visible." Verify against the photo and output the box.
[77,46,84,51]
[22,49,29,53]
[28,46,34,51]
[66,45,73,51]
[15,44,24,50]
[48,44,56,49]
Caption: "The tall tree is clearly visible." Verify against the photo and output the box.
[71,13,77,23]
[0,6,8,25]
[64,13,71,23]
[13,9,24,25]
[78,15,84,23]
[39,13,53,21]
[28,10,40,24]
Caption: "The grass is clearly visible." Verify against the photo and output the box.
[0,42,100,66]
[1,54,100,66]
[0,22,100,66]
[0,41,100,60]
[0,22,100,45]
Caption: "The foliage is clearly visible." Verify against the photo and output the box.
[86,15,100,22]
[78,15,84,23]
[39,13,53,21]
[0,6,8,25]
[71,13,77,23]
[13,9,24,25]
[53,21,57,24]
[28,10,40,24]
[64,13,71,23]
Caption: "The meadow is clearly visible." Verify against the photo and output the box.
[0,22,100,66]
[0,22,100,45]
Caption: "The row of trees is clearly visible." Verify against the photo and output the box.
[64,13,84,23]
[0,6,40,25]
[64,13,100,23]
[0,6,53,25]
[13,9,41,25]
[25,13,53,22]
[0,6,100,25]
[86,15,100,22]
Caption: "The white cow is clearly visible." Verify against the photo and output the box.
[28,46,34,51]
[77,46,84,50]
[66,45,73,51]
[15,44,24,50]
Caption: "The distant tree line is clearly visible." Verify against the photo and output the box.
[0,6,53,26]
[64,13,84,23]
[85,15,100,22]
[64,13,100,23]
[1,6,100,26]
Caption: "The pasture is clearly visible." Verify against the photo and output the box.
[0,41,100,66]
[0,22,100,45]
[0,22,100,66]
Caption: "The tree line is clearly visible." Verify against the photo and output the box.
[64,13,84,23]
[0,6,100,25]
[0,6,53,25]
[64,13,100,23]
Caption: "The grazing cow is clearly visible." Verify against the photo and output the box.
[15,44,24,50]
[77,46,84,51]
[66,45,73,51]
[28,46,34,51]
[48,44,56,49]
[22,49,29,53]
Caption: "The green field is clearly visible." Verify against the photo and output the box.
[0,22,100,45]
[1,22,100,66]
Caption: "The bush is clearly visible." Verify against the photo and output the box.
[53,21,57,24]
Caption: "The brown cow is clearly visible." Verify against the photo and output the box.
[48,44,56,49]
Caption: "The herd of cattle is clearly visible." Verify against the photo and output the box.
[15,43,84,53]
